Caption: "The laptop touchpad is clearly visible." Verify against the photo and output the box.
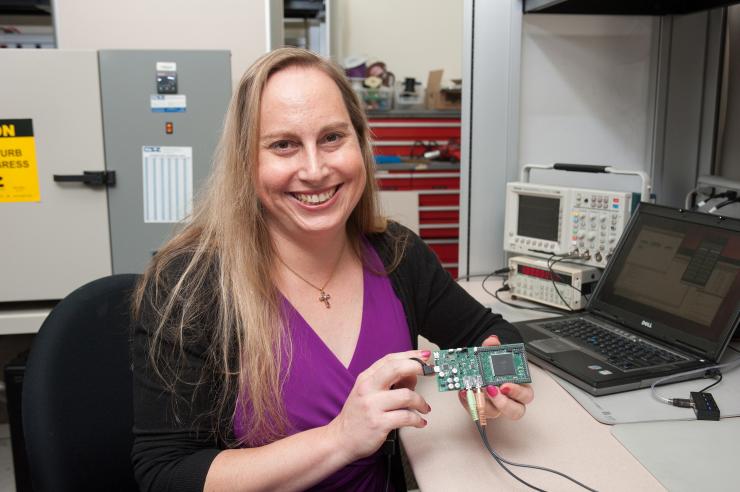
[529,338,577,354]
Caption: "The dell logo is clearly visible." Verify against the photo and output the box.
[641,320,653,329]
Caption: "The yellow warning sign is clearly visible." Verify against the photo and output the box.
[0,119,41,202]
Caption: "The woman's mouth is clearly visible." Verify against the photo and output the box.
[291,185,340,205]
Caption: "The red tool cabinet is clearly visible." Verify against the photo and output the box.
[368,111,461,278]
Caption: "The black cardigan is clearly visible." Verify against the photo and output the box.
[131,223,521,491]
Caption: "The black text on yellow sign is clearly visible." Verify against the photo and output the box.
[0,119,41,202]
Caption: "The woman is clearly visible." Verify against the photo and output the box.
[132,47,533,492]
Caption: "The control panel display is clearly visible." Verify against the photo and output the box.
[517,195,560,242]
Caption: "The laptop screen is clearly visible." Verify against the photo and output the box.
[591,204,740,359]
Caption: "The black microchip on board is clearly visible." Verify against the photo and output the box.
[491,353,516,376]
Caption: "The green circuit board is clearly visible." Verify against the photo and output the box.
[433,343,531,392]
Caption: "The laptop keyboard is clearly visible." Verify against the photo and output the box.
[541,318,685,371]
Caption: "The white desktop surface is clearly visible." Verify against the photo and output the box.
[400,279,736,491]
[404,338,663,491]
[552,349,740,424]
[611,419,740,492]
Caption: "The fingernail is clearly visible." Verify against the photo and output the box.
[501,386,511,396]
[427,403,432,412]
[486,385,499,397]
[487,335,500,341]
[420,350,431,358]
[459,390,466,398]
[421,418,428,426]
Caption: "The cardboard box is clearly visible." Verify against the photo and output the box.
[425,70,462,110]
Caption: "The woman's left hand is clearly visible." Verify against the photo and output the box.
[456,334,534,420]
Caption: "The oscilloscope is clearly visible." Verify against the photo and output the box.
[503,182,640,268]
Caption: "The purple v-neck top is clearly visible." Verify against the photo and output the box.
[234,242,412,491]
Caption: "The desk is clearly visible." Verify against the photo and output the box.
[0,307,50,335]
[400,280,664,491]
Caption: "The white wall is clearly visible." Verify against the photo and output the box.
[519,15,658,193]
[53,0,268,85]
[719,5,740,181]
[462,5,662,275]
[333,0,462,86]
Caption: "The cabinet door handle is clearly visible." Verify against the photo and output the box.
[53,171,116,186]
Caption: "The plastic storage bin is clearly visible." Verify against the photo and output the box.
[356,86,393,111]
[395,86,425,110]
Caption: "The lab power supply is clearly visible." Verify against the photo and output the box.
[507,255,601,311]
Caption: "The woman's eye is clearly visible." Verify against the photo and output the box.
[270,140,295,152]
[323,132,343,144]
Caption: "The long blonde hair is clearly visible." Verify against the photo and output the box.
[133,48,394,445]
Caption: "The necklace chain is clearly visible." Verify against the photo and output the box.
[277,241,346,309]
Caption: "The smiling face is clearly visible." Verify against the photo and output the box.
[256,66,367,243]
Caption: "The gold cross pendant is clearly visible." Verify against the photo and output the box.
[318,290,331,309]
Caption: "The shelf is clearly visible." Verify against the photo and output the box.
[0,0,51,16]
[524,0,739,15]
[366,109,461,119]
[284,0,324,19]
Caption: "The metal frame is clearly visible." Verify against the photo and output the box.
[459,0,522,277]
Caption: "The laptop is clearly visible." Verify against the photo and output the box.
[514,202,740,396]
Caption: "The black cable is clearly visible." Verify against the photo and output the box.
[475,422,545,492]
[698,373,722,393]
[475,421,599,492]
[542,253,592,311]
[691,187,715,210]
[697,189,734,208]
[546,255,576,311]
[455,268,509,282]
[384,453,391,492]
[482,275,563,315]
[554,256,587,298]
[710,197,739,212]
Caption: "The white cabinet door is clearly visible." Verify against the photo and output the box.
[0,50,112,302]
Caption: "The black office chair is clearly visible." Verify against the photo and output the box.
[22,274,140,492]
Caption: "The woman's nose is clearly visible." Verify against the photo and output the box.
[298,145,328,181]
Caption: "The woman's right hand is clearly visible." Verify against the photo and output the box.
[325,350,432,463]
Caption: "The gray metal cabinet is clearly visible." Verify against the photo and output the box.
[99,50,231,274]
